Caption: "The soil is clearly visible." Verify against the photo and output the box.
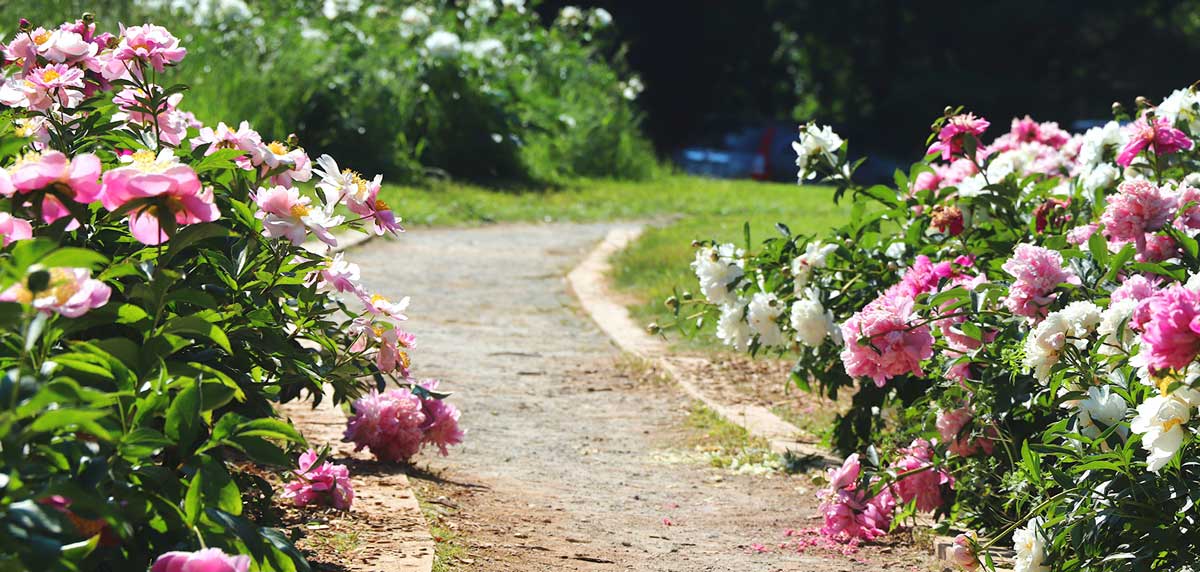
[347,222,934,571]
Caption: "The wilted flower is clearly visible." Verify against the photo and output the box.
[281,449,354,510]
[930,204,964,236]
[888,439,953,513]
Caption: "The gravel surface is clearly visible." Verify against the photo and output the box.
[350,223,931,571]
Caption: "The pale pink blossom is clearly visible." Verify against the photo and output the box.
[0,63,86,111]
[1139,284,1200,371]
[0,267,111,317]
[344,388,427,463]
[947,534,980,570]
[1117,115,1193,167]
[1175,184,1200,230]
[100,150,219,245]
[1001,244,1077,320]
[7,150,103,226]
[281,449,354,510]
[0,213,34,246]
[190,121,264,170]
[151,548,250,572]
[112,87,189,146]
[827,453,861,491]
[1112,275,1159,305]
[927,113,990,160]
[253,186,340,246]
[359,291,410,321]
[110,24,186,74]
[818,485,894,542]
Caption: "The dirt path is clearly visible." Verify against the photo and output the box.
[350,223,930,571]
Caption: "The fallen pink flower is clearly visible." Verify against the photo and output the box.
[281,449,354,510]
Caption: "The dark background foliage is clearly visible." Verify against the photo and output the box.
[540,0,1200,156]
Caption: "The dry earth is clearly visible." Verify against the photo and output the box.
[348,223,934,571]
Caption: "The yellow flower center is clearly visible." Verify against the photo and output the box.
[129,150,174,174]
[290,203,311,218]
[33,32,51,45]
[398,351,411,370]
[1163,417,1184,432]
[267,141,288,155]
[371,294,388,306]
[11,150,43,169]
[40,69,60,82]
[374,199,389,211]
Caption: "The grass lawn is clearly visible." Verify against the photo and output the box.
[379,175,852,350]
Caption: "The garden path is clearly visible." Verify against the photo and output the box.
[351,223,929,571]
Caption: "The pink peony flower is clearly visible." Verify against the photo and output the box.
[1139,285,1200,371]
[1117,115,1193,167]
[818,488,892,542]
[936,407,995,457]
[0,63,86,111]
[100,150,219,245]
[281,449,354,510]
[1175,184,1200,230]
[910,170,941,193]
[7,150,102,226]
[1066,223,1098,246]
[348,317,416,376]
[190,121,264,170]
[1112,275,1160,324]
[1135,233,1177,263]
[1100,179,1176,249]
[1001,244,1077,320]
[344,388,427,463]
[358,291,410,321]
[840,293,934,387]
[888,439,953,513]
[0,267,110,317]
[315,253,362,294]
[927,113,990,160]
[151,548,250,572]
[112,87,189,146]
[258,141,313,188]
[417,380,465,455]
[0,213,34,246]
[110,24,187,74]
[254,186,340,246]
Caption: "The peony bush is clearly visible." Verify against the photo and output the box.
[0,12,460,571]
[673,88,1200,569]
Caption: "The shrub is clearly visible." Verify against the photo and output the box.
[673,91,1200,569]
[8,0,659,186]
[0,12,460,571]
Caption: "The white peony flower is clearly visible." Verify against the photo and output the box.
[588,8,613,26]
[400,6,431,34]
[955,174,989,198]
[1082,163,1119,193]
[791,240,838,292]
[1023,302,1102,383]
[467,0,498,19]
[1157,88,1200,135]
[501,0,526,12]
[747,292,786,348]
[1097,298,1138,356]
[424,30,462,58]
[558,6,584,26]
[1077,386,1129,440]
[716,300,751,351]
[1076,121,1124,170]
[463,38,506,58]
[792,124,843,181]
[790,296,831,347]
[691,243,744,306]
[1012,517,1049,572]
[1130,391,1194,472]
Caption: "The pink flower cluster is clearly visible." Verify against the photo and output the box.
[192,122,313,187]
[343,382,464,463]
[817,454,894,542]
[1001,244,1077,320]
[151,549,249,572]
[887,439,953,513]
[840,256,975,387]
[281,449,354,510]
[927,113,990,160]
[1117,115,1193,167]
[936,407,996,457]
[1101,179,1177,251]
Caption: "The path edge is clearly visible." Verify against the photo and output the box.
[565,226,836,462]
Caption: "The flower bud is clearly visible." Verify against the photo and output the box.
[287,133,300,147]
[1135,96,1149,109]
[681,291,693,301]
[1111,101,1123,114]
[887,262,898,271]
[691,240,701,248]
[18,18,30,32]
[664,296,679,310]
[82,13,95,24]
[646,322,661,335]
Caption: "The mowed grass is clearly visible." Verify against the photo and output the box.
[378,175,851,350]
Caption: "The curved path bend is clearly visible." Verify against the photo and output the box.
[351,223,927,571]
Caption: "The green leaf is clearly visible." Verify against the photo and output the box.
[161,315,232,353]
[1088,231,1109,266]
[165,382,201,449]
[234,418,305,443]
[28,409,110,440]
[38,248,109,270]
